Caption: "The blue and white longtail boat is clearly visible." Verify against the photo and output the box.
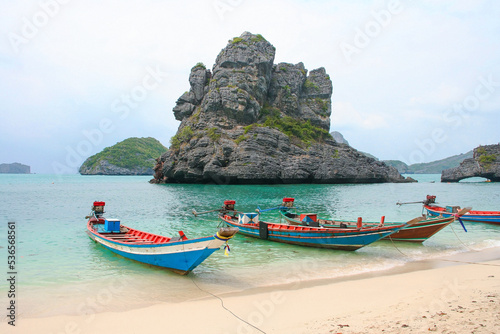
[398,195,497,226]
[86,201,238,275]
[218,200,406,251]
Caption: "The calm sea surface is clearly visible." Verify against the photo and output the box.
[0,174,499,317]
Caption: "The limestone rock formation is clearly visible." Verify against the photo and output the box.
[441,144,500,182]
[330,131,349,145]
[151,32,412,184]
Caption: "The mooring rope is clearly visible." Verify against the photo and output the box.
[187,216,266,334]
[449,222,474,251]
[388,235,410,258]
[189,277,267,334]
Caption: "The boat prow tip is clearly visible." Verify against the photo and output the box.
[217,226,239,238]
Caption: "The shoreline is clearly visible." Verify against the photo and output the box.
[2,247,499,333]
[191,245,500,303]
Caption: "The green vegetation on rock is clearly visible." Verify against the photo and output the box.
[192,62,206,70]
[170,126,194,150]
[81,137,167,172]
[207,127,221,142]
[264,116,330,146]
[231,37,248,45]
[477,151,498,170]
[235,135,247,145]
[476,147,498,168]
[479,154,497,164]
[304,79,319,91]
[250,34,267,43]
[255,104,331,147]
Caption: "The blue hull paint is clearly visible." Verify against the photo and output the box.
[86,202,237,274]
[87,219,237,274]
[96,238,219,273]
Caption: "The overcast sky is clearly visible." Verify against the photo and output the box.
[1,0,499,174]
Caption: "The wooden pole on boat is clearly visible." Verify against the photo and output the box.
[457,207,472,216]
[404,216,425,226]
[455,207,472,232]
[397,195,437,206]
[396,200,424,206]
[192,208,222,217]
[192,208,243,217]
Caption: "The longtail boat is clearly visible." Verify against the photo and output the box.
[278,198,457,243]
[424,204,500,225]
[217,200,406,251]
[86,201,238,275]
[398,195,498,226]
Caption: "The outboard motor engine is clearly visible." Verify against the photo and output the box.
[92,201,105,218]
[281,197,295,209]
[424,195,436,205]
[224,200,235,211]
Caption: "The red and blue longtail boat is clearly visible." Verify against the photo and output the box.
[86,201,238,275]
[279,198,457,243]
[217,200,406,251]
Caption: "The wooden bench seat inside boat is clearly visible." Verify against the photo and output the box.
[99,231,172,244]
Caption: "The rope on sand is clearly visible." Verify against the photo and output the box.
[190,277,267,334]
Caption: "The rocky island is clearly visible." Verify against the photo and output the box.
[151,32,412,184]
[80,137,166,175]
[441,144,500,182]
[0,163,30,174]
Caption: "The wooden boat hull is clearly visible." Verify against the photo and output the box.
[383,217,455,242]
[87,218,237,275]
[424,205,500,225]
[281,211,454,243]
[220,215,403,251]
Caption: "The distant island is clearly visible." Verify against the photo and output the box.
[0,163,30,174]
[383,151,473,174]
[327,131,473,174]
[79,137,167,175]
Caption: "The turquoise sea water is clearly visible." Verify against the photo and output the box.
[0,174,499,318]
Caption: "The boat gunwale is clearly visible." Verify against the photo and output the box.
[87,219,216,248]
[276,211,407,231]
[220,215,404,236]
[424,204,500,216]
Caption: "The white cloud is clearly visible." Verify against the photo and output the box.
[409,83,464,107]
[332,101,388,130]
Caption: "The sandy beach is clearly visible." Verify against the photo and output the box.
[2,251,499,334]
